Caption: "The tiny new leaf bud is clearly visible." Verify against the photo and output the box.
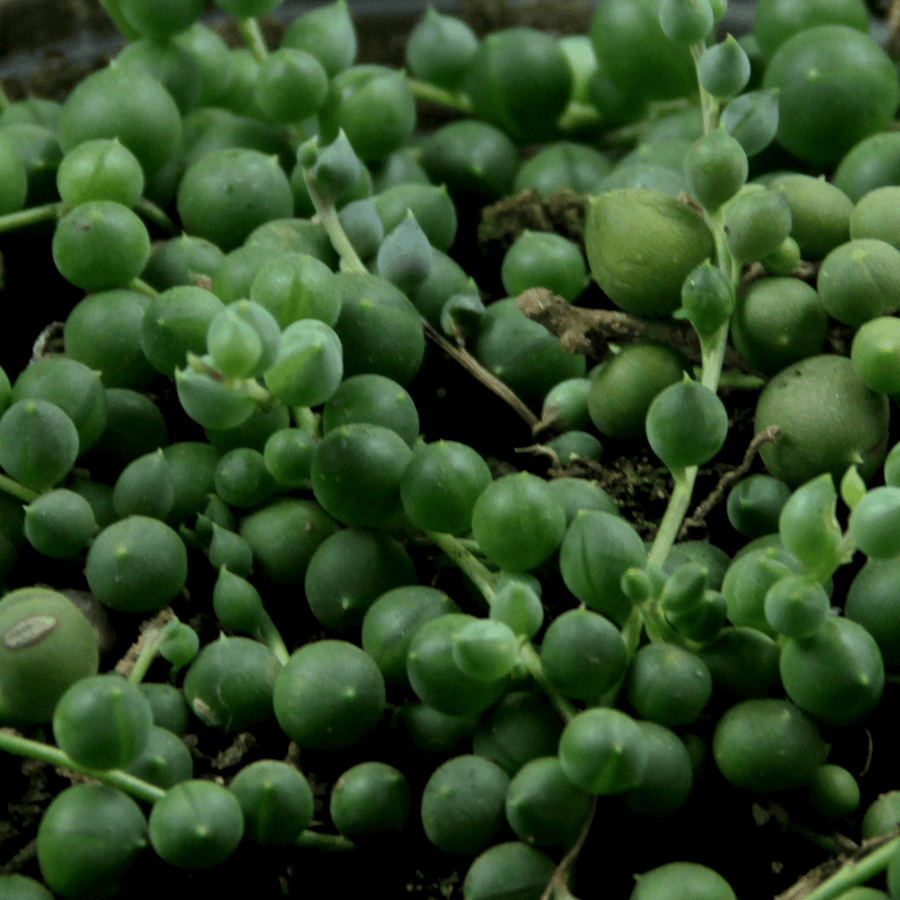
[680,259,735,338]
[621,566,654,604]
[721,89,779,157]
[308,128,361,207]
[840,464,867,513]
[158,618,200,674]
[698,34,751,98]
[660,561,709,617]
[377,208,434,294]
[659,0,714,45]
[297,135,319,170]
[207,300,281,380]
[684,128,748,212]
[764,573,829,640]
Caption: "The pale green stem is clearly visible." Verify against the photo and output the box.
[185,353,275,406]
[292,406,320,437]
[425,530,497,604]
[698,323,729,393]
[648,466,698,570]
[0,473,40,503]
[304,173,368,274]
[708,208,733,277]
[254,614,290,666]
[690,42,719,134]
[127,277,158,298]
[0,729,166,804]
[229,377,275,406]
[801,834,900,900]
[135,197,178,235]
[556,101,603,134]
[126,626,166,685]
[238,17,268,63]
[517,642,578,724]
[620,603,645,661]
[0,201,65,233]
[406,78,473,114]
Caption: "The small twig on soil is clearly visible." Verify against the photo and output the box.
[421,317,540,430]
[775,830,900,900]
[678,424,781,538]
[540,795,597,900]
[516,287,767,378]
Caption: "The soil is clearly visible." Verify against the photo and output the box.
[2,3,900,900]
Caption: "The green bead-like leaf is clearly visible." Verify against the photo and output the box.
[646,377,728,471]
[659,0,714,44]
[112,448,175,521]
[229,759,314,845]
[680,259,736,337]
[558,707,647,795]
[213,566,266,633]
[207,300,281,379]
[488,580,544,641]
[377,209,434,294]
[157,619,200,673]
[684,128,748,212]
[778,473,847,581]
[149,780,244,870]
[281,0,357,78]
[849,485,900,559]
[24,489,99,559]
[451,619,519,682]
[175,357,258,431]
[52,674,153,771]
[37,784,148,899]
[763,573,830,639]
[308,129,362,206]
[720,89,779,157]
[724,187,793,264]
[697,34,751,98]
[264,319,343,409]
[0,399,79,492]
